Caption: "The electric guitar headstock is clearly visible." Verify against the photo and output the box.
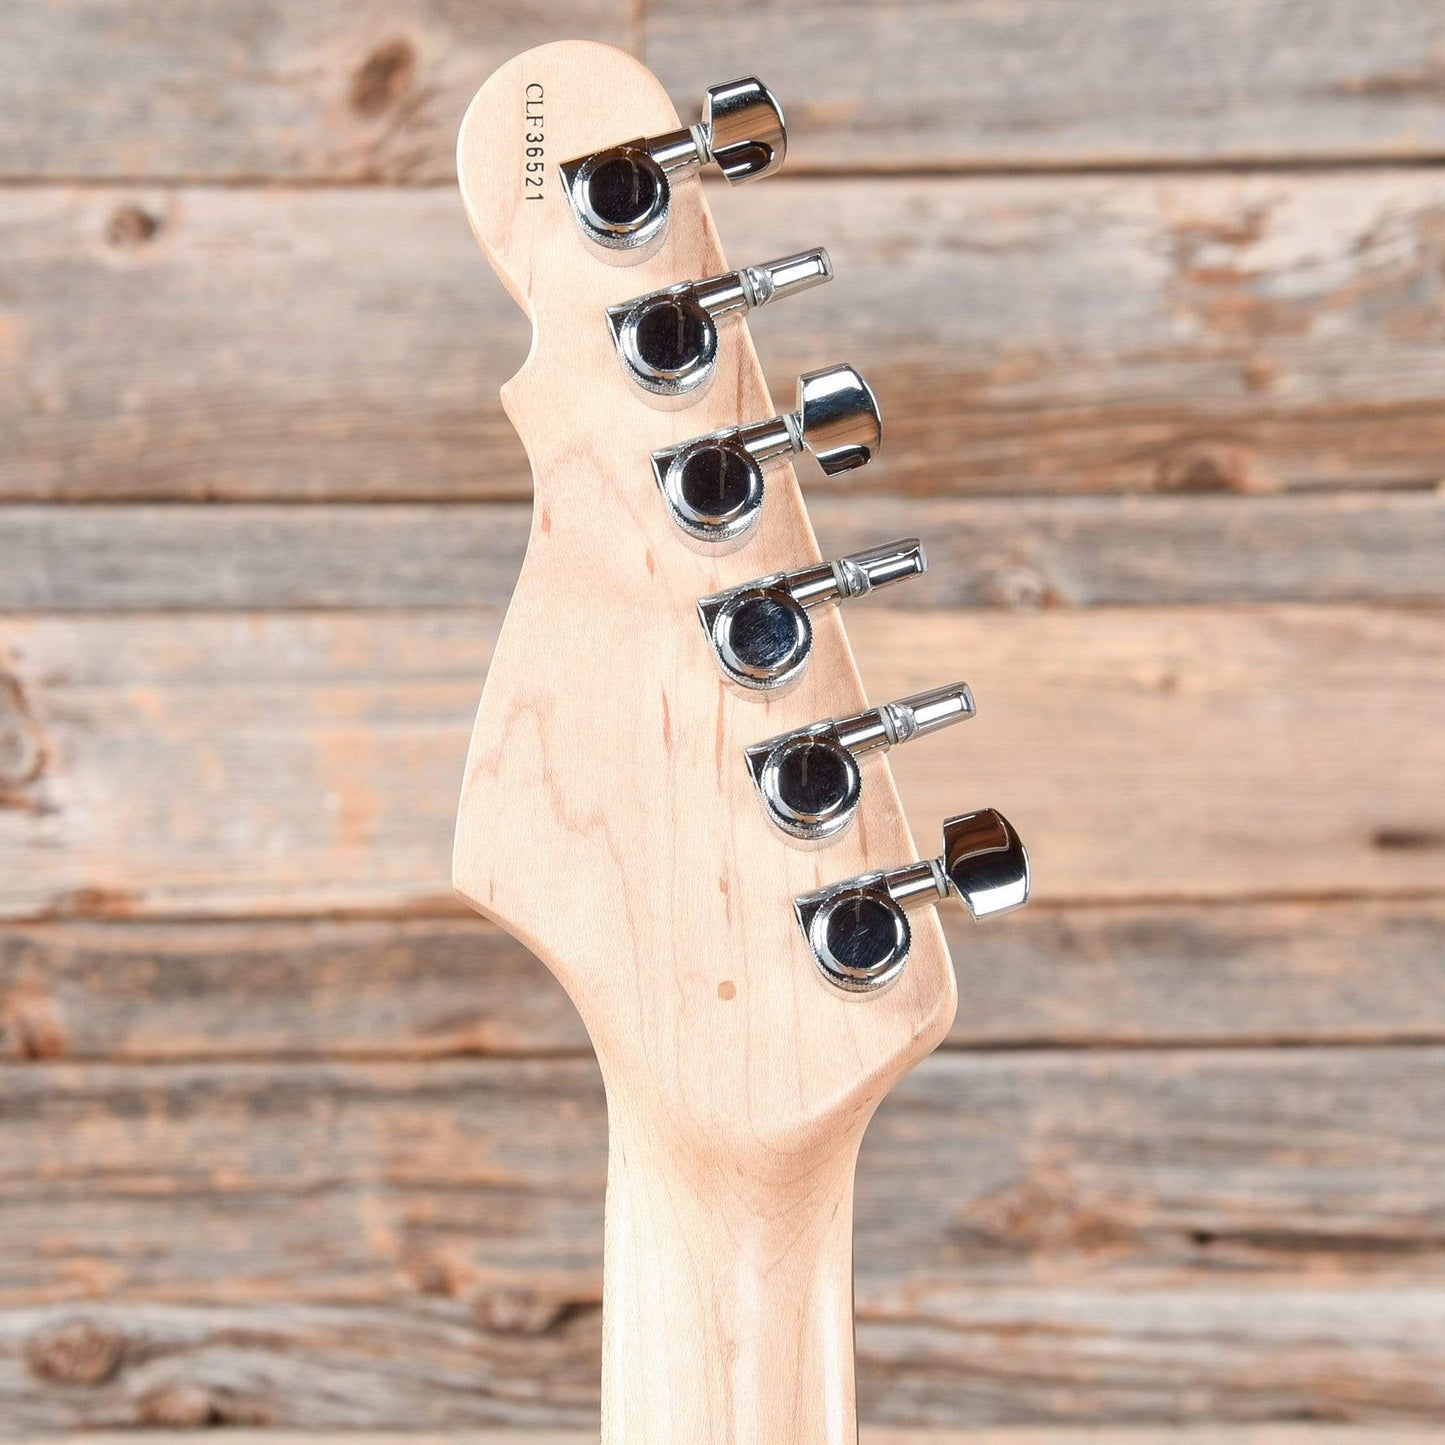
[452,41,1029,1444]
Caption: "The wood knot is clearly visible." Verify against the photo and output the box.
[476,1289,575,1335]
[0,673,43,791]
[1156,446,1257,494]
[137,1380,268,1426]
[138,1383,225,1427]
[979,562,1058,610]
[52,886,137,919]
[25,1318,126,1386]
[105,203,162,249]
[1,981,68,1060]
[351,38,416,116]
[960,1173,1129,1256]
[406,1248,471,1298]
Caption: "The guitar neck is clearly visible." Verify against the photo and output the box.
[600,1094,861,1444]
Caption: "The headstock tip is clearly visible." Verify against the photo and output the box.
[455,41,685,310]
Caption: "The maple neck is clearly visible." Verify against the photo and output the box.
[599,1088,860,1445]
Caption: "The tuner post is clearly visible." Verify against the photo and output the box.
[697,538,925,693]
[745,683,975,843]
[794,810,1031,993]
[608,250,832,404]
[652,364,882,546]
[560,78,787,262]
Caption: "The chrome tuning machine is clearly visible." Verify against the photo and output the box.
[698,538,925,692]
[653,365,882,545]
[746,684,974,842]
[795,810,1032,994]
[560,78,787,259]
[608,250,832,402]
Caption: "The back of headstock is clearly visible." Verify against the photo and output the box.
[452,41,1029,1444]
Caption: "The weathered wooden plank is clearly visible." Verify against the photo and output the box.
[6,3,1445,179]
[1,606,1440,918]
[856,1288,1445,1428]
[13,1434,1440,1445]
[649,2,1445,171]
[8,1295,1443,1429]
[0,505,528,613]
[0,0,631,183]
[5,492,1445,612]
[18,1435,1440,1445]
[8,175,1445,502]
[0,916,588,1061]
[1,1050,1444,1424]
[0,1300,597,1430]
[4,900,1443,1062]
[1,187,528,504]
[948,899,1445,1048]
[1,1049,1442,1298]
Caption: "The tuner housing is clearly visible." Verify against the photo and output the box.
[561,145,676,262]
[608,251,832,405]
[795,874,913,994]
[699,579,814,691]
[559,78,786,264]
[697,539,926,694]
[652,365,882,549]
[745,684,975,844]
[746,725,864,845]
[794,810,1031,994]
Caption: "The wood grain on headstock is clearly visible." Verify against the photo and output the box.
[454,41,956,1445]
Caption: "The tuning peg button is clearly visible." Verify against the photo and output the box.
[939,807,1034,920]
[793,809,1031,993]
[608,250,831,403]
[701,78,788,183]
[746,684,974,842]
[560,78,786,260]
[697,538,925,693]
[653,364,881,546]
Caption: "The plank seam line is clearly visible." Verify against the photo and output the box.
[1,1038,1442,1071]
[6,483,1445,514]
[6,154,1445,188]
[943,1033,1445,1055]
[6,887,1445,929]
[781,155,1445,180]
[6,481,1442,509]
[5,486,1445,507]
[6,600,1445,621]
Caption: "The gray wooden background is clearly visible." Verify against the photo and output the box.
[2,1,1445,1439]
